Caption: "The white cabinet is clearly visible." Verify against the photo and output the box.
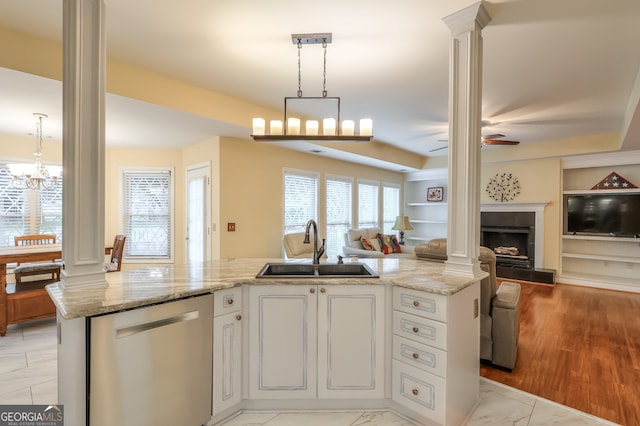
[248,284,385,400]
[213,287,243,417]
[391,285,479,426]
[317,285,385,399]
[248,285,317,399]
[404,170,448,245]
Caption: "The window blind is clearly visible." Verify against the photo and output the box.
[0,163,63,247]
[123,169,173,260]
[383,184,400,234]
[284,171,318,234]
[326,176,352,259]
[358,181,379,229]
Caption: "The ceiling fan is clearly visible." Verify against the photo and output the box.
[429,134,520,152]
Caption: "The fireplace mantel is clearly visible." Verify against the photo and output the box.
[481,202,549,269]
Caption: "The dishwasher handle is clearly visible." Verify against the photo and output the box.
[115,310,199,339]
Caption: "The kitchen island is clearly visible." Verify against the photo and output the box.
[47,257,486,426]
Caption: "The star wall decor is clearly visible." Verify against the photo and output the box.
[486,172,521,202]
[590,171,637,190]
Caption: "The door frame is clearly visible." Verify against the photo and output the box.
[185,162,211,262]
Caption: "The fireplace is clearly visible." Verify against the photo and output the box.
[481,212,535,270]
[480,209,554,284]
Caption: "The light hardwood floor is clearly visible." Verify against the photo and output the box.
[481,280,640,426]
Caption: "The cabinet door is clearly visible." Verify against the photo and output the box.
[212,311,242,416]
[317,285,385,399]
[248,285,317,399]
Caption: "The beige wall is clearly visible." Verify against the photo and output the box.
[105,146,185,263]
[480,158,562,271]
[219,137,405,259]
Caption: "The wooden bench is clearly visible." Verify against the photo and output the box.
[14,235,62,285]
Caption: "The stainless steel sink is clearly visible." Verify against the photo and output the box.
[256,262,378,278]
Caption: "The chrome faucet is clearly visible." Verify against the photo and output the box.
[303,219,325,265]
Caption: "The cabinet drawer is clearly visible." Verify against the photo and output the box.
[393,286,446,322]
[392,359,445,425]
[393,311,447,351]
[214,287,242,316]
[393,335,447,379]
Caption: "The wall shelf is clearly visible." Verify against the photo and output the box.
[563,234,640,243]
[404,171,448,245]
[407,202,448,207]
[562,252,640,264]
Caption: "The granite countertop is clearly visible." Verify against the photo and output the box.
[46,257,487,320]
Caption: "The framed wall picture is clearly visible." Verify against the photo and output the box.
[427,187,444,202]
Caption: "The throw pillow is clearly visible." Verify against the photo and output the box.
[377,233,394,254]
[360,236,375,251]
[389,234,403,253]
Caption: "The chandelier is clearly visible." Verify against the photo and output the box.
[251,33,373,142]
[8,113,61,191]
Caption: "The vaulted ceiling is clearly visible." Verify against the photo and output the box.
[1,0,640,171]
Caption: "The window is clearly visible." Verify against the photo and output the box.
[283,170,318,234]
[122,169,174,262]
[383,184,401,234]
[0,163,63,247]
[326,176,352,259]
[358,180,379,229]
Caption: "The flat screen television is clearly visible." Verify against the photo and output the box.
[564,193,640,237]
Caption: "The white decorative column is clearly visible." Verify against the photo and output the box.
[60,0,107,290]
[442,2,491,277]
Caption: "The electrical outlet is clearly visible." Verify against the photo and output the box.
[473,298,479,318]
[227,222,236,232]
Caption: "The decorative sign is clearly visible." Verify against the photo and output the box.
[591,171,637,190]
[486,172,521,202]
[427,187,444,202]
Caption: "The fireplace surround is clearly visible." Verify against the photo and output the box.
[480,203,555,284]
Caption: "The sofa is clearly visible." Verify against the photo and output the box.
[342,227,415,259]
[415,238,521,371]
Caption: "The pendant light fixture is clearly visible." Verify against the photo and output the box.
[8,113,61,191]
[252,33,373,142]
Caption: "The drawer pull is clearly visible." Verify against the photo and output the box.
[227,298,234,305]
[412,352,419,359]
[413,300,420,307]
[320,288,326,293]
[310,288,316,294]
[236,315,242,321]
[412,327,419,333]
[412,389,419,396]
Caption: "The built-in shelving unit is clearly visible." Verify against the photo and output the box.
[404,169,448,245]
[559,153,640,293]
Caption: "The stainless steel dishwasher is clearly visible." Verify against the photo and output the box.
[89,295,213,426]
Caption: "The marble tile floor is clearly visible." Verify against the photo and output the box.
[1,318,618,426]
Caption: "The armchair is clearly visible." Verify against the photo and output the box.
[283,232,327,260]
[415,238,521,371]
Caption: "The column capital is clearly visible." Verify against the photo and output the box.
[443,1,491,35]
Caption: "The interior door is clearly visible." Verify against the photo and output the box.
[186,163,211,263]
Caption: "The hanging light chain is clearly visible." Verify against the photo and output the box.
[297,38,303,97]
[322,38,328,98]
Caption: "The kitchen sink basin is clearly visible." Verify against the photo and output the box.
[256,262,378,278]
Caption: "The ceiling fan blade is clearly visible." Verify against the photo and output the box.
[481,133,505,140]
[481,139,520,145]
[429,145,449,152]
